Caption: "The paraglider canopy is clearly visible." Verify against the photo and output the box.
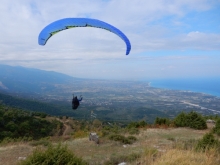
[38,18,131,55]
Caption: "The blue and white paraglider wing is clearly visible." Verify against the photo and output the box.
[38,18,131,55]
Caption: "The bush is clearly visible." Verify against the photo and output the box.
[155,117,170,126]
[196,133,219,152]
[19,144,87,165]
[139,120,147,127]
[187,111,207,130]
[109,134,128,144]
[174,112,187,127]
[101,125,123,137]
[0,108,63,141]
[127,136,137,143]
[73,130,88,139]
[213,119,220,136]
[174,111,207,130]
[127,121,147,129]
[128,127,140,135]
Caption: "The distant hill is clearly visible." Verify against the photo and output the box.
[0,64,78,94]
[0,92,90,120]
[0,104,64,141]
[0,92,61,115]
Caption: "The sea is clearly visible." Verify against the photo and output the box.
[148,77,220,97]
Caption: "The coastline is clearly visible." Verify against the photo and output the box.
[149,79,220,98]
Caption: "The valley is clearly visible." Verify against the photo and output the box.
[0,64,220,123]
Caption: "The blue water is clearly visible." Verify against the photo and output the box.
[148,78,220,97]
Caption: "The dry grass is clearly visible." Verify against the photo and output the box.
[63,137,143,164]
[63,127,209,164]
[152,149,220,165]
[0,144,33,165]
[0,127,218,165]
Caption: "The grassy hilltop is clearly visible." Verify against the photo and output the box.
[0,104,220,164]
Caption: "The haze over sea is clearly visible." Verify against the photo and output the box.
[148,77,220,97]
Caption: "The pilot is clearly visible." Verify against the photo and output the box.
[72,94,83,110]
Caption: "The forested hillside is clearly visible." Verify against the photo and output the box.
[0,92,64,116]
[0,92,93,121]
[0,104,63,141]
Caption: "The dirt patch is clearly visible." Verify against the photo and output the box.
[0,144,33,165]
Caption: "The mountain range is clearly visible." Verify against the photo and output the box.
[0,64,78,94]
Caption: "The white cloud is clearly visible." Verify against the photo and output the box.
[0,0,219,79]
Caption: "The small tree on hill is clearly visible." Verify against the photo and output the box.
[187,111,207,130]
[174,111,207,130]
[127,121,147,129]
[213,119,220,136]
[196,133,219,152]
[174,112,187,127]
[155,117,170,126]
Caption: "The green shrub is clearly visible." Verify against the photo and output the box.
[101,130,110,137]
[155,117,170,125]
[174,111,207,130]
[0,108,63,141]
[139,120,147,127]
[196,133,219,152]
[101,125,124,137]
[0,137,15,144]
[19,144,87,165]
[128,127,140,135]
[174,112,187,127]
[109,134,127,144]
[127,121,147,129]
[213,119,220,136]
[108,134,137,144]
[127,136,137,143]
[187,111,207,130]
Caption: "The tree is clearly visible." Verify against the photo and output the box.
[155,117,170,125]
[187,111,207,130]
[174,112,187,127]
[174,111,207,130]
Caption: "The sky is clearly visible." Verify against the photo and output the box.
[0,0,220,81]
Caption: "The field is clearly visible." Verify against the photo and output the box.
[1,124,219,165]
